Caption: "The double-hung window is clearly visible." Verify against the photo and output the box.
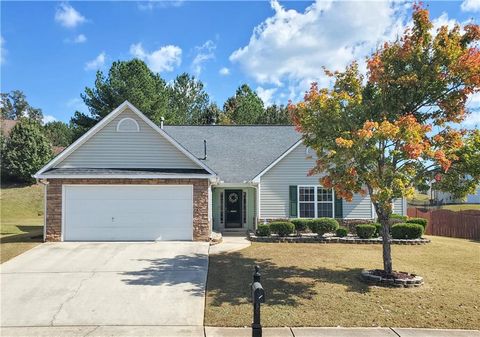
[298,186,334,218]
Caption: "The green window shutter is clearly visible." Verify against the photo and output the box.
[289,185,298,217]
[334,196,343,218]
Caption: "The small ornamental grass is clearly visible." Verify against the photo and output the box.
[256,224,271,237]
[406,217,428,230]
[308,218,339,236]
[356,224,376,239]
[335,226,348,237]
[269,221,295,237]
[391,223,423,239]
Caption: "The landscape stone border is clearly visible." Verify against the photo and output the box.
[248,235,430,245]
[361,269,424,288]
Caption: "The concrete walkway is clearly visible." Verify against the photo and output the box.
[1,326,478,337]
[209,236,251,254]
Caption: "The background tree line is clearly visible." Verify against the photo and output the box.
[1,59,291,183]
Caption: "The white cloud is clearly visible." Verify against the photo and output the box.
[191,40,216,76]
[65,34,87,44]
[73,34,87,43]
[42,115,57,124]
[256,86,277,106]
[85,52,106,71]
[130,43,182,73]
[66,97,87,112]
[219,67,230,76]
[0,36,6,64]
[55,3,86,28]
[461,0,480,12]
[230,0,408,99]
[137,0,184,11]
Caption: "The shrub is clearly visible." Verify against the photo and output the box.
[391,223,423,239]
[390,214,408,221]
[406,217,428,230]
[356,224,376,239]
[308,218,339,236]
[269,221,295,237]
[290,218,311,233]
[373,223,382,237]
[336,227,348,237]
[256,224,271,237]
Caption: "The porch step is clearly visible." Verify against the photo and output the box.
[221,229,249,237]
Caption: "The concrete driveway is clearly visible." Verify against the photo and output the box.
[1,242,209,328]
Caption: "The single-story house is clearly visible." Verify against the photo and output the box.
[34,101,406,242]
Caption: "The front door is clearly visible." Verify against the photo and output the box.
[225,189,242,228]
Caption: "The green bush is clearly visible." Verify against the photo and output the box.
[256,224,271,237]
[290,218,311,233]
[373,223,382,237]
[269,221,295,237]
[336,227,348,237]
[391,223,423,239]
[308,218,339,235]
[406,217,428,230]
[356,224,376,239]
[390,214,408,221]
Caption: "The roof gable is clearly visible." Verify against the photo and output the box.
[35,102,215,178]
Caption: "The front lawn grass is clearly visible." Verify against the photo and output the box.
[205,236,479,329]
[1,183,44,263]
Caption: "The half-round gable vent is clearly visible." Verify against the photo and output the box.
[116,117,140,132]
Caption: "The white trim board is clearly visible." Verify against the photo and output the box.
[34,101,216,178]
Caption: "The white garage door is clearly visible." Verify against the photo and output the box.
[63,185,193,241]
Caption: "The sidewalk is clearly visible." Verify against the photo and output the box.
[1,326,479,337]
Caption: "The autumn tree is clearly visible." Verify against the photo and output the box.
[433,130,480,200]
[290,5,480,275]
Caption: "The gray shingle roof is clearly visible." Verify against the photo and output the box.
[164,125,301,183]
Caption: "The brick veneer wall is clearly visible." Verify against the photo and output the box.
[45,178,210,242]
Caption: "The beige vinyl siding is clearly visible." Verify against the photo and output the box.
[393,198,405,216]
[55,109,201,169]
[343,193,373,219]
[259,144,374,220]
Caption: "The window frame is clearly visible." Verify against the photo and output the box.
[297,185,335,218]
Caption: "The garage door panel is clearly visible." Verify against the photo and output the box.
[64,185,193,241]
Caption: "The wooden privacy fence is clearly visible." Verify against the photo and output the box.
[407,207,480,240]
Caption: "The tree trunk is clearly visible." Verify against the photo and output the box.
[375,204,393,275]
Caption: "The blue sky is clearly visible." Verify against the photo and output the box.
[1,0,479,125]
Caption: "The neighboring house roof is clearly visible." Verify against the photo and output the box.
[0,119,18,137]
[53,146,65,155]
[164,125,301,183]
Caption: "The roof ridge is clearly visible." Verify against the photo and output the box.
[164,124,295,127]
